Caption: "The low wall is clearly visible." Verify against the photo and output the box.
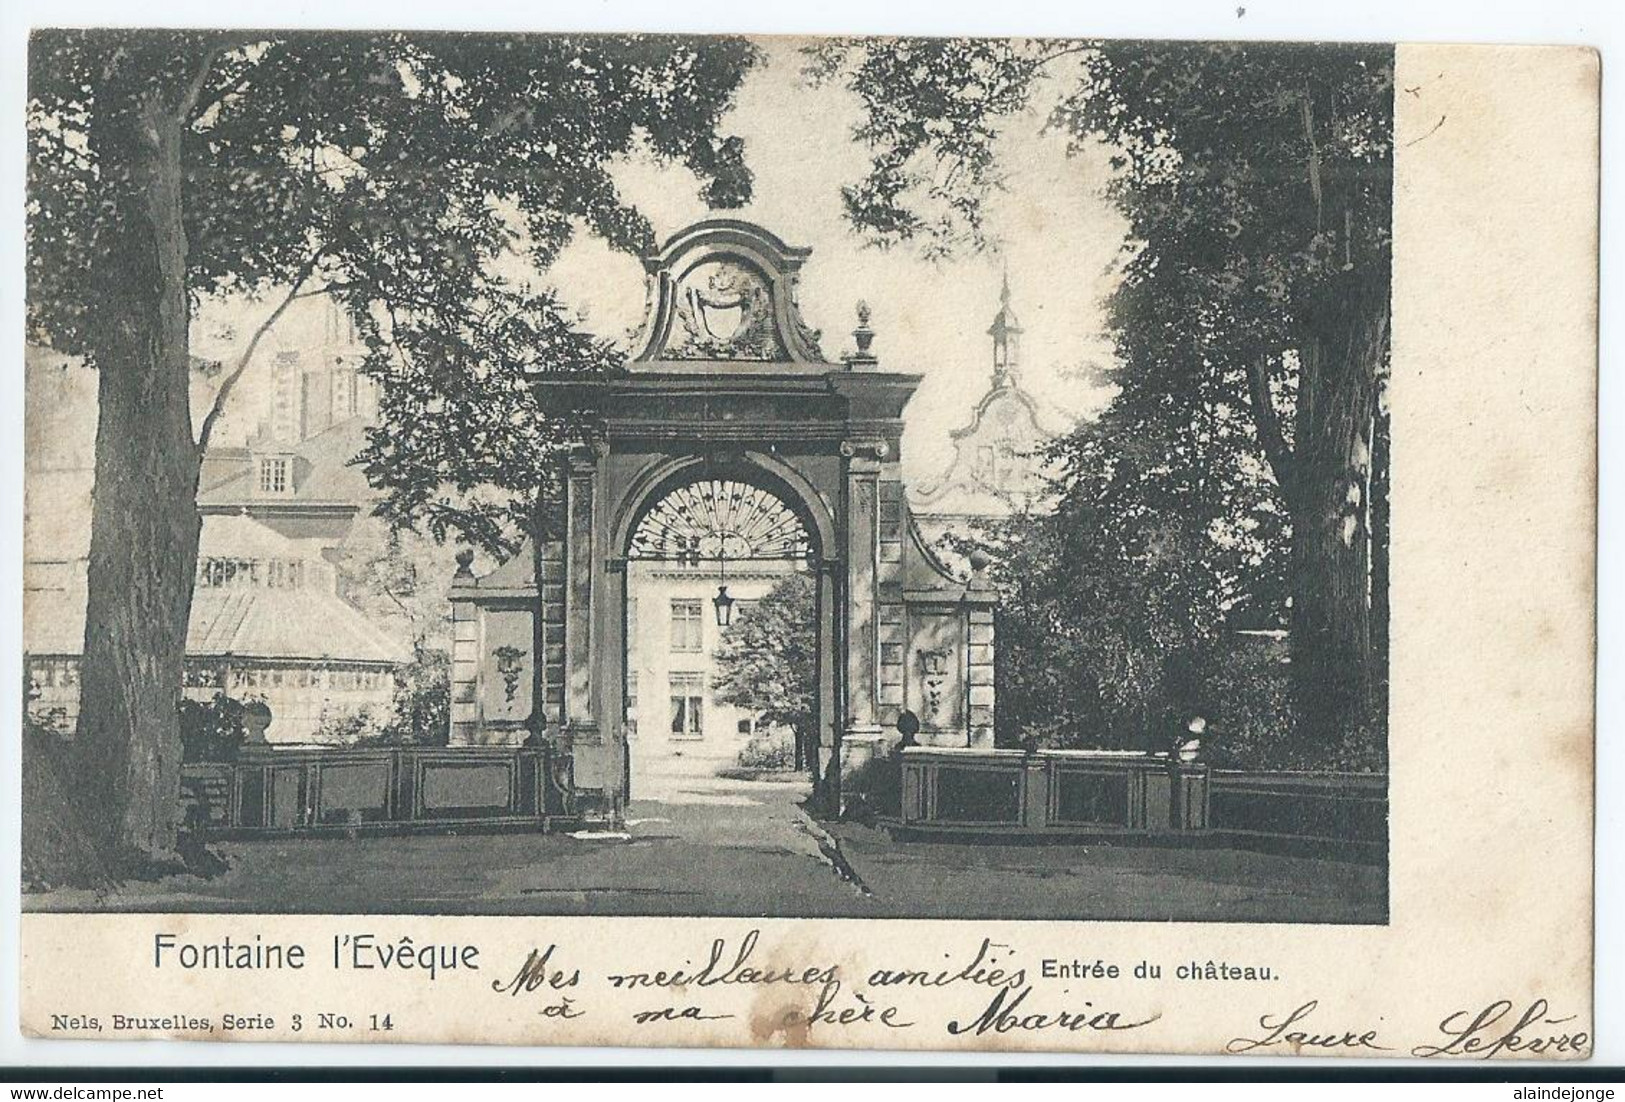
[888,749,1388,860]
[895,748,1208,837]
[181,745,572,837]
[1207,769,1388,861]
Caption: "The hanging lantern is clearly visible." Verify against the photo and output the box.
[712,584,736,627]
[713,526,735,627]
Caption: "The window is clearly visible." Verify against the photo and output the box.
[199,557,258,588]
[736,717,756,737]
[990,445,1027,491]
[258,457,290,494]
[669,672,705,739]
[625,669,639,731]
[670,599,704,653]
[29,658,77,689]
[265,559,305,589]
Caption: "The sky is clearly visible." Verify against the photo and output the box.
[198,36,1131,485]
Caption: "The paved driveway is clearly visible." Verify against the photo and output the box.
[23,775,869,916]
[24,773,1383,923]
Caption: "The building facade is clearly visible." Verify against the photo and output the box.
[23,303,408,744]
[910,276,1060,544]
[623,560,805,796]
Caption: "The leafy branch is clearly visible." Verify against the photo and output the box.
[194,246,325,453]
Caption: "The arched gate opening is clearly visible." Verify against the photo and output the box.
[619,469,826,801]
[451,219,997,827]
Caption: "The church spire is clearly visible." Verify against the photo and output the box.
[987,269,1022,386]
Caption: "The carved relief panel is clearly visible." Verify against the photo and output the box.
[907,610,966,735]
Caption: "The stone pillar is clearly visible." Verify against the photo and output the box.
[815,558,841,789]
[876,476,907,731]
[563,447,611,797]
[538,540,567,727]
[447,553,480,746]
[967,604,996,746]
[596,557,628,808]
[841,441,884,750]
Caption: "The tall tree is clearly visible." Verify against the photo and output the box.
[712,574,818,773]
[811,39,1392,747]
[27,30,758,868]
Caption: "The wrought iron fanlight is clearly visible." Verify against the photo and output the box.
[628,478,814,627]
[628,479,812,563]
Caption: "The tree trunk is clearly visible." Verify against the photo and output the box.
[1286,279,1389,748]
[74,90,202,867]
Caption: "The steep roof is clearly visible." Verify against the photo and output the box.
[26,514,405,664]
[986,272,1022,340]
[24,583,407,666]
[198,512,315,559]
[186,586,408,664]
[196,416,376,509]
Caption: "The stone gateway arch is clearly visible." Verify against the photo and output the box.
[449,220,996,821]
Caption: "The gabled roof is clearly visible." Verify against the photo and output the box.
[911,376,1058,515]
[946,379,1045,442]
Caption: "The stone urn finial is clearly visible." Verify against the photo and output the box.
[454,548,476,577]
[847,300,878,367]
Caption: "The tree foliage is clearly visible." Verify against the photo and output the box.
[30,31,758,353]
[816,39,1392,758]
[332,515,461,651]
[26,29,761,864]
[712,574,817,753]
[313,648,452,749]
[353,287,623,558]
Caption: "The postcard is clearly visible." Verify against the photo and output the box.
[17,32,1597,1057]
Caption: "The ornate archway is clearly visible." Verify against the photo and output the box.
[617,468,827,798]
[453,219,997,822]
